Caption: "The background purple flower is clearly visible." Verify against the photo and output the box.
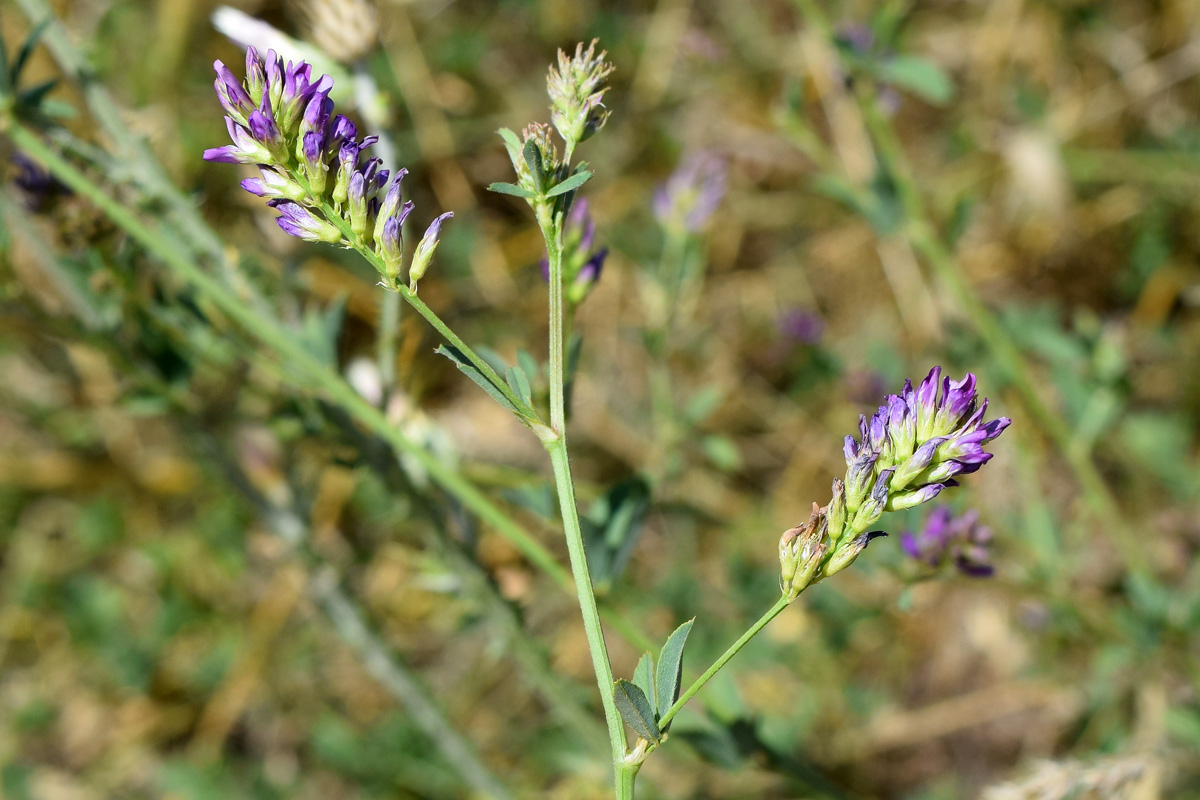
[779,308,825,346]
[901,507,995,577]
[653,151,728,233]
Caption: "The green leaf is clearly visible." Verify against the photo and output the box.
[702,435,743,473]
[546,170,593,198]
[654,619,695,722]
[19,79,59,109]
[435,344,519,415]
[496,127,522,154]
[582,477,651,590]
[517,349,540,386]
[683,386,722,426]
[487,182,535,198]
[632,653,656,710]
[879,55,954,105]
[13,19,52,84]
[472,345,510,376]
[522,139,545,194]
[500,484,557,520]
[40,99,77,118]
[505,365,533,406]
[299,295,347,367]
[614,679,661,743]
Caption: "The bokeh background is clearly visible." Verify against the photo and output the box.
[1,0,1199,797]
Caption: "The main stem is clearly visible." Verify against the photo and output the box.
[540,209,629,796]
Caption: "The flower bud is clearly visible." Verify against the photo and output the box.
[844,451,878,513]
[889,436,946,491]
[779,504,829,599]
[886,482,945,512]
[547,40,615,147]
[825,478,846,547]
[274,202,341,243]
[851,468,893,531]
[300,131,328,195]
[822,531,887,578]
[348,171,369,239]
[373,171,408,243]
[409,212,453,291]
[380,215,403,282]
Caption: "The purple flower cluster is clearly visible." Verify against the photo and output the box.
[539,199,607,305]
[842,367,1010,520]
[652,151,728,233]
[901,507,994,577]
[780,367,1009,599]
[202,47,449,287]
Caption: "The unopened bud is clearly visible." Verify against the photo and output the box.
[409,212,453,292]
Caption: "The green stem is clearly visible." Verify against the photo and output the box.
[546,439,629,794]
[399,286,532,419]
[298,192,536,424]
[656,593,791,733]
[377,289,400,396]
[539,206,629,795]
[617,761,640,799]
[542,212,567,434]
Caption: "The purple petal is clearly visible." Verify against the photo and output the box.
[348,171,366,204]
[870,468,894,504]
[422,211,453,241]
[276,217,305,238]
[396,199,414,227]
[202,146,243,163]
[940,373,978,425]
[869,407,888,450]
[247,109,280,146]
[577,246,607,284]
[955,555,994,578]
[567,197,589,230]
[301,91,332,138]
[214,60,251,106]
[779,309,825,345]
[380,214,402,258]
[241,177,268,196]
[330,115,357,143]
[981,417,1011,441]
[916,366,941,413]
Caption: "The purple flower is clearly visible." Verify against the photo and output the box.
[273,202,340,243]
[653,151,728,233]
[779,367,1009,596]
[12,152,69,210]
[900,507,994,577]
[202,47,452,288]
[542,198,607,306]
[779,308,825,346]
[840,367,1010,504]
[408,212,454,290]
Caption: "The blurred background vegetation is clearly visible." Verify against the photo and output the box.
[1,0,1199,797]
